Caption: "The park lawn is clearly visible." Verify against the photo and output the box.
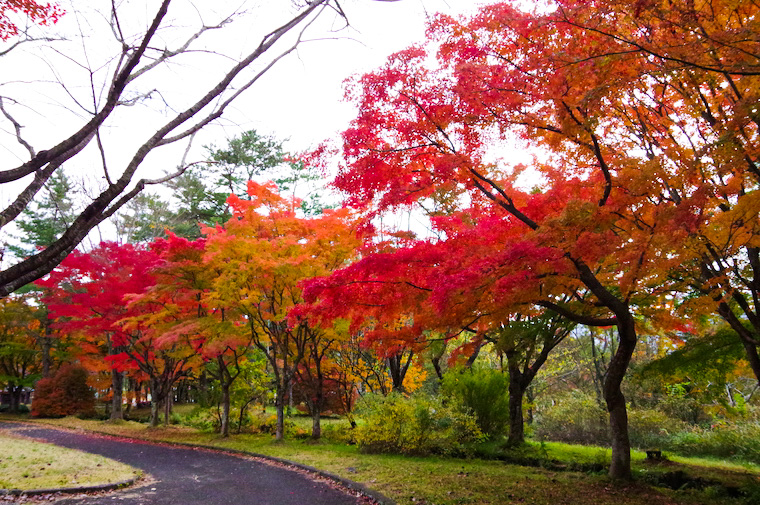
[5,415,759,505]
[0,429,140,491]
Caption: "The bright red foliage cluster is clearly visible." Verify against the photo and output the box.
[0,0,63,40]
[31,364,95,418]
[304,0,760,479]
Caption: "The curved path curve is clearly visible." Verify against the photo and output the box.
[0,422,368,505]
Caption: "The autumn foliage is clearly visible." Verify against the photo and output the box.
[31,364,95,418]
[0,0,63,39]
[22,0,760,483]
[301,0,760,479]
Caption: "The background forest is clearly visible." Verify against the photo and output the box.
[2,0,760,500]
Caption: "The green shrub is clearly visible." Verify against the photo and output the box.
[659,393,709,425]
[354,393,482,456]
[178,406,220,431]
[665,422,760,463]
[533,392,609,445]
[627,408,687,449]
[320,421,356,444]
[0,404,29,414]
[441,367,510,437]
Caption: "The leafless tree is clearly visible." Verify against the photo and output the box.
[0,0,353,295]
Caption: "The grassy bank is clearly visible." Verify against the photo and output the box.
[0,428,139,491]
[4,414,759,505]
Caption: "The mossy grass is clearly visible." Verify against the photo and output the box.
[0,429,139,491]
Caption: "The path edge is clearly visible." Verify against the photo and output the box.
[0,477,139,497]
[0,420,396,505]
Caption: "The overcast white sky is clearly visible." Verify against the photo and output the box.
[205,0,480,152]
[0,0,484,251]
[1,0,481,178]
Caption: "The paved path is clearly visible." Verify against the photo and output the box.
[0,422,365,505]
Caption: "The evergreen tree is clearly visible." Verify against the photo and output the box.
[8,171,76,258]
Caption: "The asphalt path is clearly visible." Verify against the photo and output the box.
[0,422,366,505]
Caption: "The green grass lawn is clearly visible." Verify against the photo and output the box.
[0,428,140,491]
[4,413,758,505]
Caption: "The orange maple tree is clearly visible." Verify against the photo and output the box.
[302,0,756,479]
[202,181,362,440]
[119,235,208,427]
[559,0,760,390]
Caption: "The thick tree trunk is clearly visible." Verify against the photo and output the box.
[740,339,760,388]
[110,369,124,421]
[9,384,21,413]
[149,378,160,427]
[507,384,525,446]
[388,352,412,393]
[309,381,325,440]
[604,314,637,480]
[150,400,159,427]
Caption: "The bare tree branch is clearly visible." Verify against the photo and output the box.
[0,0,343,295]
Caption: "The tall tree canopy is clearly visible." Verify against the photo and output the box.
[305,0,760,478]
[203,180,361,440]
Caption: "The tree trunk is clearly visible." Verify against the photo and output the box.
[110,369,124,421]
[310,382,324,440]
[220,380,231,438]
[237,398,255,434]
[507,385,525,446]
[164,392,172,425]
[506,352,529,446]
[275,379,286,441]
[739,338,760,388]
[311,409,322,440]
[287,380,293,417]
[604,314,637,480]
[465,341,484,369]
[39,334,52,379]
[149,379,160,427]
[9,384,21,413]
[431,355,444,381]
[388,352,412,393]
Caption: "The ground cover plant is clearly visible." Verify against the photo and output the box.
[0,428,139,491]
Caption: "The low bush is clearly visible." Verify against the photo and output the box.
[320,421,356,444]
[0,404,29,414]
[31,364,95,418]
[354,393,482,456]
[441,367,510,438]
[664,422,760,463]
[533,392,609,445]
[628,408,687,449]
[178,406,219,431]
